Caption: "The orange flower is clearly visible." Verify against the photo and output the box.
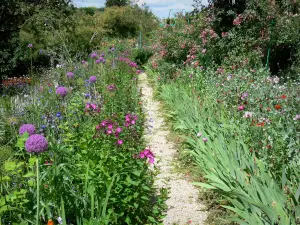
[47,219,54,225]
[274,104,281,110]
[281,94,287,99]
[256,122,265,127]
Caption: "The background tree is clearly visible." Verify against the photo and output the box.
[105,0,130,7]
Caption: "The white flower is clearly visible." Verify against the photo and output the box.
[243,112,253,118]
[57,217,63,224]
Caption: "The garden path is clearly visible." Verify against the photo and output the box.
[139,73,207,225]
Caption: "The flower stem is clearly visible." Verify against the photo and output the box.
[36,157,40,225]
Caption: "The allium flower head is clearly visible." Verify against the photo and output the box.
[25,134,48,153]
[90,52,98,58]
[56,86,68,97]
[89,76,97,83]
[19,124,36,136]
[28,43,33,48]
[66,71,74,79]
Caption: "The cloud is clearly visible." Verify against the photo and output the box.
[72,0,208,18]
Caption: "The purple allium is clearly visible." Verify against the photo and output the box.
[66,71,74,79]
[89,76,97,83]
[19,124,36,136]
[202,137,208,142]
[28,43,33,48]
[25,134,48,153]
[90,52,98,58]
[111,47,115,52]
[117,139,123,145]
[95,59,100,64]
[56,86,68,97]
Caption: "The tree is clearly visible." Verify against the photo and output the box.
[105,0,130,7]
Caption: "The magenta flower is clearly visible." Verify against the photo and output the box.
[139,148,154,164]
[89,76,97,83]
[238,105,245,111]
[66,71,74,79]
[25,134,48,153]
[202,137,208,143]
[56,86,68,97]
[117,140,123,145]
[115,127,122,133]
[107,124,113,130]
[19,124,36,136]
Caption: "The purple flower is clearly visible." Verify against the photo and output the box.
[241,92,248,100]
[25,134,48,153]
[28,43,33,48]
[56,86,68,97]
[66,71,74,79]
[89,76,97,83]
[202,137,208,142]
[95,59,101,64]
[19,124,36,136]
[90,52,98,58]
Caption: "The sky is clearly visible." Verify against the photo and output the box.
[72,0,208,19]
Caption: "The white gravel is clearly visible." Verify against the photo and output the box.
[139,73,208,225]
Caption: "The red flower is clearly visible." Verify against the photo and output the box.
[256,122,265,127]
[281,94,287,99]
[266,107,271,111]
[274,104,281,110]
[266,145,272,149]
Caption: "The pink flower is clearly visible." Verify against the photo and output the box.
[107,124,113,130]
[117,140,123,145]
[243,112,253,118]
[238,105,245,111]
[202,49,207,54]
[202,137,208,142]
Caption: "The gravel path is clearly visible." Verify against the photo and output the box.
[139,73,207,225]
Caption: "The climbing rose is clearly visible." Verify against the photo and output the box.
[19,124,36,136]
[89,76,97,83]
[25,134,48,153]
[56,86,68,97]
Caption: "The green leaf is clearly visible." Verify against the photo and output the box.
[23,172,35,178]
[4,161,16,171]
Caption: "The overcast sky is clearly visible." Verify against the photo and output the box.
[72,0,208,18]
